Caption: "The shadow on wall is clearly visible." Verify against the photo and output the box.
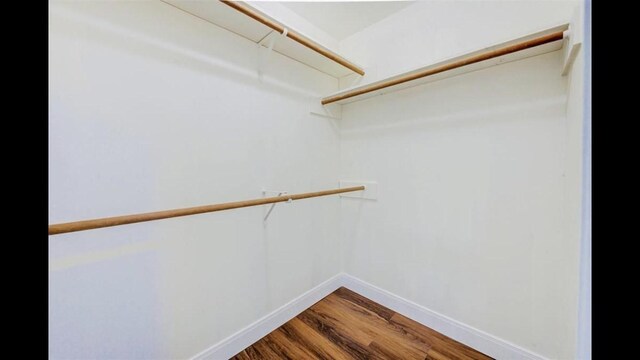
[340,51,567,139]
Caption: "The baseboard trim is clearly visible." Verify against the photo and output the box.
[192,273,548,360]
[341,274,548,360]
[190,273,345,360]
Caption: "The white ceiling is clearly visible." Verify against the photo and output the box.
[281,1,413,41]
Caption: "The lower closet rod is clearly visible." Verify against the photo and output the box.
[48,186,365,236]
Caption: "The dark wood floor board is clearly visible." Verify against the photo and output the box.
[390,313,493,360]
[334,287,396,321]
[257,335,294,359]
[231,287,493,360]
[425,348,451,360]
[311,294,384,341]
[368,337,428,360]
[322,293,431,356]
[279,318,354,360]
[297,308,375,359]
[269,328,321,359]
[235,336,282,359]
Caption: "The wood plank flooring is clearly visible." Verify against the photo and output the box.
[231,287,493,360]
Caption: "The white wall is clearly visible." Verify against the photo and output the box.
[50,1,587,359]
[337,2,584,358]
[248,1,340,52]
[341,52,579,359]
[566,48,587,360]
[565,1,590,358]
[48,1,341,358]
[338,0,578,88]
[339,50,580,359]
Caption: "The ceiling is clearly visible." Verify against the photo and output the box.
[281,1,413,41]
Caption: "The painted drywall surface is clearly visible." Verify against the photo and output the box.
[338,0,579,89]
[564,2,590,357]
[577,4,591,357]
[49,1,340,358]
[339,51,580,359]
[566,49,585,359]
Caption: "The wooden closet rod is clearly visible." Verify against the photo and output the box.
[48,186,365,235]
[219,0,365,76]
[321,30,565,105]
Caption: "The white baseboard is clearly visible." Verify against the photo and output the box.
[341,274,548,360]
[192,273,548,360]
[190,273,345,360]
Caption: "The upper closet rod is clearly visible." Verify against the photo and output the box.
[49,186,365,236]
[321,30,564,105]
[219,0,365,76]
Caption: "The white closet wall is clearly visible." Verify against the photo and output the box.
[565,7,588,358]
[339,0,578,88]
[48,1,341,358]
[49,0,587,359]
[338,2,583,359]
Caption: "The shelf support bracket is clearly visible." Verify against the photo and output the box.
[257,28,288,77]
[262,189,291,223]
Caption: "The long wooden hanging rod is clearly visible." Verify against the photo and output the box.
[49,186,365,236]
[219,0,365,76]
[321,30,565,105]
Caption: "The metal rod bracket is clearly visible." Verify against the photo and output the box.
[257,28,288,77]
[262,189,290,222]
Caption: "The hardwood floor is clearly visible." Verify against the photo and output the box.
[231,287,493,360]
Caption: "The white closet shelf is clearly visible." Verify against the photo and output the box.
[321,24,569,105]
[163,0,364,77]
